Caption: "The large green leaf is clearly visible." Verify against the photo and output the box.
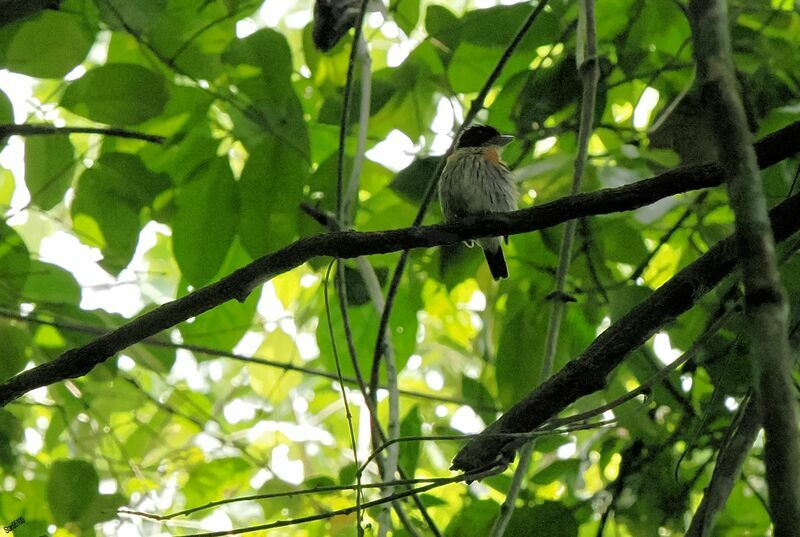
[46,460,99,524]
[3,10,93,78]
[0,220,30,306]
[238,136,306,258]
[61,63,169,125]
[24,135,74,210]
[172,157,239,286]
[0,322,30,382]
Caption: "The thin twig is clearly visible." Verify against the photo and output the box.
[0,306,487,409]
[323,261,363,533]
[0,123,166,143]
[490,1,599,533]
[168,465,503,537]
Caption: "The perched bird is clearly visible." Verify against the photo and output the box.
[439,125,517,280]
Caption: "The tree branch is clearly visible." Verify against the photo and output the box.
[451,189,800,473]
[0,123,166,143]
[689,0,800,532]
[0,121,798,408]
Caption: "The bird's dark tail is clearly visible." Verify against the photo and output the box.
[483,246,508,280]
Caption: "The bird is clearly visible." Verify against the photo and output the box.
[439,124,517,281]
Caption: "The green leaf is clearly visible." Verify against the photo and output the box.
[599,217,649,265]
[61,63,169,125]
[496,293,548,408]
[184,457,250,507]
[4,11,93,78]
[0,409,21,470]
[24,135,75,210]
[72,167,142,272]
[445,499,498,537]
[447,5,560,93]
[47,460,99,524]
[390,156,441,204]
[172,157,239,286]
[0,220,30,306]
[398,406,422,475]
[392,0,420,36]
[505,503,578,537]
[79,493,128,526]
[180,239,258,351]
[531,458,581,485]
[22,260,81,305]
[461,375,497,423]
[425,4,460,53]
[0,322,30,382]
[238,136,306,258]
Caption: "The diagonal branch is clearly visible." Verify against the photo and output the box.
[0,121,798,408]
[451,189,800,474]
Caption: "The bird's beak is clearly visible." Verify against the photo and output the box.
[490,134,514,147]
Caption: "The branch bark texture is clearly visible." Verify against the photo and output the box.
[0,121,798,408]
[689,0,800,533]
[451,190,800,473]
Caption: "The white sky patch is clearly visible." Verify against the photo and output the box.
[450,406,484,434]
[233,331,264,357]
[431,133,453,155]
[257,281,288,322]
[236,18,258,38]
[596,315,611,336]
[387,37,417,67]
[465,289,486,311]
[201,510,233,533]
[271,444,304,485]
[557,439,576,459]
[425,370,444,391]
[652,332,681,365]
[365,129,416,171]
[295,331,320,360]
[300,273,319,288]
[633,87,660,130]
[406,354,422,370]
[38,231,144,316]
[171,349,207,391]
[223,399,257,424]
[285,9,313,29]
[724,396,739,411]
[23,428,43,454]
[431,97,455,131]
[259,1,294,27]
[381,19,400,39]
[248,419,335,445]
[118,355,136,371]
[680,374,692,392]
[533,136,558,157]
[250,468,272,489]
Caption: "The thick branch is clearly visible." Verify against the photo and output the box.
[0,121,797,408]
[0,123,166,143]
[451,190,800,473]
[689,0,800,532]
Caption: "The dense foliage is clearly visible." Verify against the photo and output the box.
[0,0,799,535]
